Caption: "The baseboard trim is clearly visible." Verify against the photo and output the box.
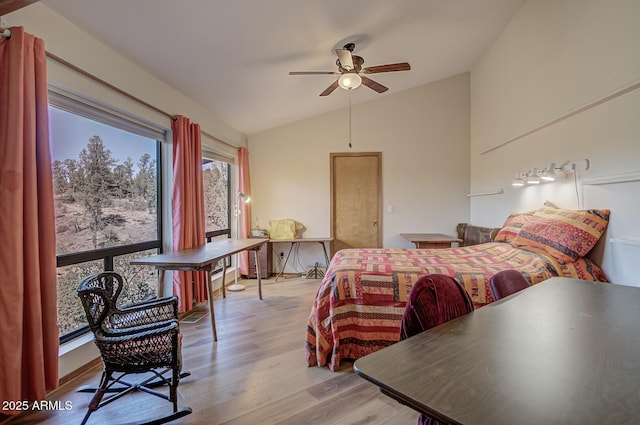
[58,357,102,388]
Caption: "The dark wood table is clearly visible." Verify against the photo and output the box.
[353,277,640,425]
[400,233,462,249]
[131,238,267,341]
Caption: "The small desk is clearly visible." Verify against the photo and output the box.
[269,237,333,281]
[131,238,267,341]
[400,233,462,249]
[354,277,640,425]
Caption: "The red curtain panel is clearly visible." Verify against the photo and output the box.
[0,27,59,414]
[237,147,252,275]
[171,116,206,312]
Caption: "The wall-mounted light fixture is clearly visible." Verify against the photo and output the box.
[526,168,541,185]
[512,159,589,188]
[512,172,525,187]
[540,162,557,181]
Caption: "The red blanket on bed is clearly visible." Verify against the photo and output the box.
[305,242,607,371]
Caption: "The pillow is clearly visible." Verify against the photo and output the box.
[494,202,556,244]
[269,219,304,239]
[494,211,534,244]
[512,205,610,263]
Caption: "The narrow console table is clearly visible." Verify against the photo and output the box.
[131,238,267,341]
[269,237,333,281]
[400,233,462,249]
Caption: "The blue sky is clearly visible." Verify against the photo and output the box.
[48,106,156,170]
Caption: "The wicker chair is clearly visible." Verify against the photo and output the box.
[77,272,192,425]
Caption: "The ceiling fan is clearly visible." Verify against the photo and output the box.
[289,43,411,96]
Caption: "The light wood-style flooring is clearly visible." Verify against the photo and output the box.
[7,277,419,425]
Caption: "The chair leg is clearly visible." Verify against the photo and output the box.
[171,367,179,412]
[81,370,113,425]
[80,367,191,425]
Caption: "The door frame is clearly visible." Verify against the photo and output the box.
[329,152,382,255]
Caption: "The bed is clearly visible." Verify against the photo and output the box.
[305,204,610,371]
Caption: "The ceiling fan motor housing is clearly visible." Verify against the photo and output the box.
[337,55,364,73]
[343,42,356,52]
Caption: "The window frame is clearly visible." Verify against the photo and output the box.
[49,88,166,344]
[203,158,232,273]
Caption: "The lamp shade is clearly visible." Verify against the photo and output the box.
[541,163,556,181]
[512,172,525,187]
[526,169,541,184]
[338,73,362,90]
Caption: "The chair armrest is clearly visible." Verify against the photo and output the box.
[107,296,179,330]
[95,320,179,344]
[99,319,179,337]
[123,295,179,317]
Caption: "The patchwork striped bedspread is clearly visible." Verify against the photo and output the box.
[305,242,607,371]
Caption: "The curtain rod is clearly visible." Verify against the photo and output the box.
[45,51,237,150]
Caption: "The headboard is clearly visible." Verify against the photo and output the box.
[456,223,501,247]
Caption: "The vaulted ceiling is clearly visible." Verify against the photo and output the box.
[39,0,525,135]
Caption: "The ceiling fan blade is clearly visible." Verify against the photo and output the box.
[335,49,354,71]
[361,76,389,93]
[289,71,340,75]
[362,62,411,74]
[319,80,339,96]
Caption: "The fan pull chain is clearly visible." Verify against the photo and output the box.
[348,90,352,148]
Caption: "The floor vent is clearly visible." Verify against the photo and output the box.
[180,311,207,323]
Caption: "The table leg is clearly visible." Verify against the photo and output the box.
[205,269,217,341]
[275,242,296,282]
[254,250,263,300]
[221,258,227,298]
[158,269,166,298]
[320,241,330,266]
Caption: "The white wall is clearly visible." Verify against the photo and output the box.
[470,0,640,285]
[6,3,246,379]
[249,73,471,272]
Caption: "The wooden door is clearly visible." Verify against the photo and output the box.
[330,152,382,254]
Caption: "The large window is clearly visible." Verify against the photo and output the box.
[203,158,230,237]
[49,90,165,342]
[202,157,231,272]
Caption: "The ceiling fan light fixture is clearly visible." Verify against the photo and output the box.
[338,73,362,91]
